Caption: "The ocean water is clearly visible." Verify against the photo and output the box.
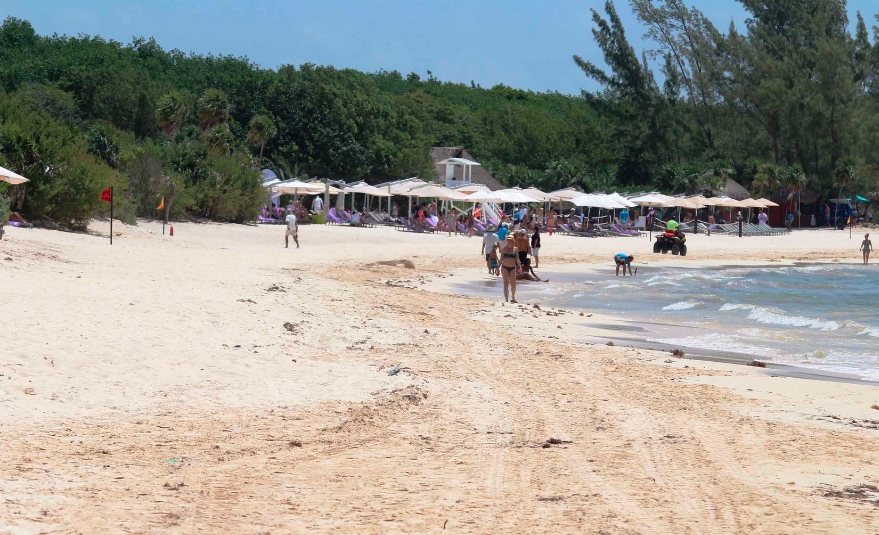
[457,264,879,381]
[545,264,879,381]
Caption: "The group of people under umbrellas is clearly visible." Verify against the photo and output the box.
[481,222,546,303]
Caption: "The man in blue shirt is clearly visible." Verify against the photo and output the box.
[497,223,509,242]
[614,253,635,276]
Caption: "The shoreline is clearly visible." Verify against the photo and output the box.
[425,262,879,385]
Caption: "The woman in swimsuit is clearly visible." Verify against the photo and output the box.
[499,234,521,303]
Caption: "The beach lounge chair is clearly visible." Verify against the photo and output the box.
[610,223,644,237]
[327,208,346,225]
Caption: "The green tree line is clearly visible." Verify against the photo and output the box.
[0,17,611,227]
[577,0,879,201]
[3,1,878,228]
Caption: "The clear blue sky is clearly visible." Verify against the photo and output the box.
[2,1,877,95]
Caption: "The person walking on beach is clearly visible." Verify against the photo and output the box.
[861,233,872,265]
[482,230,500,274]
[614,253,635,276]
[786,212,794,232]
[447,209,457,237]
[499,234,521,303]
[515,229,531,267]
[531,224,541,268]
[285,209,299,249]
[311,195,323,214]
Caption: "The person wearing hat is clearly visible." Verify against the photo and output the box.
[614,253,635,276]
[515,228,531,267]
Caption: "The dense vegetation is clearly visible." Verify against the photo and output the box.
[2,0,879,226]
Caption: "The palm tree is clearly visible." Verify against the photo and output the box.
[196,89,230,132]
[204,126,234,156]
[246,115,277,167]
[155,92,188,139]
[752,163,782,198]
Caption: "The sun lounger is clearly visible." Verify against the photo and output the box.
[557,223,596,237]
[610,223,644,237]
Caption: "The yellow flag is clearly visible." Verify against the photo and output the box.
[157,197,165,210]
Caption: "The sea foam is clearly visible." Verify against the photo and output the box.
[720,303,841,331]
[662,300,700,311]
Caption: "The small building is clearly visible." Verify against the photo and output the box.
[431,147,505,191]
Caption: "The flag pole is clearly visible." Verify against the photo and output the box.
[110,186,114,245]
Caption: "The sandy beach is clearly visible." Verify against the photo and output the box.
[2,221,878,534]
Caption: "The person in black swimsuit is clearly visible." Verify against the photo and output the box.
[498,234,521,303]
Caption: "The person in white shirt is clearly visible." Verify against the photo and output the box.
[481,232,500,274]
[285,209,299,248]
[757,211,769,226]
[312,196,324,214]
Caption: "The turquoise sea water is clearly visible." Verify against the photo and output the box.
[459,264,879,381]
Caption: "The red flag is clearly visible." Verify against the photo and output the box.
[100,188,112,203]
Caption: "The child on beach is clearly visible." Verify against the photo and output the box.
[861,233,872,265]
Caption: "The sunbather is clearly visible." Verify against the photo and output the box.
[517,258,548,282]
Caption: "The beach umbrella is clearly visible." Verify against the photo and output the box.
[570,194,625,209]
[756,198,779,207]
[662,197,701,209]
[407,184,468,200]
[496,188,542,204]
[454,183,490,194]
[309,181,341,195]
[344,182,391,197]
[738,198,765,208]
[521,187,553,201]
[630,192,673,207]
[606,192,637,207]
[548,188,584,200]
[0,165,29,185]
[389,179,427,195]
[463,190,505,203]
[272,180,325,195]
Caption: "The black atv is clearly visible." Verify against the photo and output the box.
[653,229,687,256]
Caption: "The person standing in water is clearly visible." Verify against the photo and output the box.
[498,234,521,303]
[861,233,872,265]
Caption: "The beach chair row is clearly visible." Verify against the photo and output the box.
[696,222,787,236]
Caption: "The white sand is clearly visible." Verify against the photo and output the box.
[1,221,878,534]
